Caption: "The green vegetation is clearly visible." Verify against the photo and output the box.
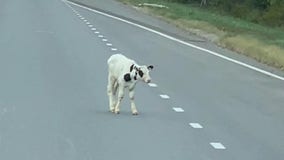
[178,0,284,27]
[119,0,284,70]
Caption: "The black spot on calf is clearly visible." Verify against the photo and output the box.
[130,64,134,72]
[124,73,131,82]
[134,72,137,80]
[138,70,144,77]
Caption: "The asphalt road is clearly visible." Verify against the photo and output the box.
[0,0,284,160]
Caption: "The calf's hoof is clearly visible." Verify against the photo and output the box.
[115,110,120,114]
[132,112,139,115]
[110,109,115,113]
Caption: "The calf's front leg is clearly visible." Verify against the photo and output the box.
[129,89,138,115]
[114,85,124,114]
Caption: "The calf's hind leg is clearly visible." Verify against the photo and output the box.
[107,75,116,112]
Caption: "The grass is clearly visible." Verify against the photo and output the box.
[119,0,284,70]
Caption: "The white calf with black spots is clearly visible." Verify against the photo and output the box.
[107,54,154,115]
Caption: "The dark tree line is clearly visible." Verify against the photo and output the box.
[165,0,284,27]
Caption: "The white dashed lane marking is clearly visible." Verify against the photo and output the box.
[210,142,226,150]
[74,7,118,53]
[189,123,203,129]
[148,83,157,87]
[172,107,184,112]
[160,94,170,99]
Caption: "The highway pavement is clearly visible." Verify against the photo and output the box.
[0,0,284,160]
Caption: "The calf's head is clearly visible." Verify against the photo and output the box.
[130,64,154,83]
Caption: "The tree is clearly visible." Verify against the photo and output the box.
[261,0,284,26]
[200,0,207,6]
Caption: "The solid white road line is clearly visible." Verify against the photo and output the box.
[65,0,284,81]
[210,142,226,150]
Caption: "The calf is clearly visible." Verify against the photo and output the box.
[107,54,154,115]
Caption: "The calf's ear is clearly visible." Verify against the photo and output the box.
[147,65,154,70]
